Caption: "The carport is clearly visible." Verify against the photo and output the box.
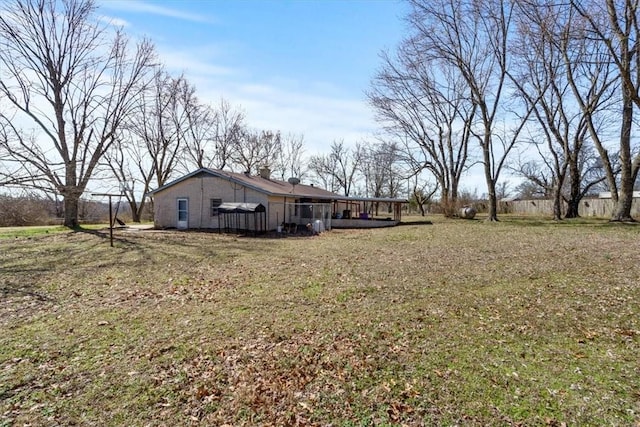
[217,202,267,235]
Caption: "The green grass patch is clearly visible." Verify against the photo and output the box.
[0,225,68,239]
[0,223,113,239]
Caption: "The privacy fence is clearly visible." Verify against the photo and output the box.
[500,198,640,218]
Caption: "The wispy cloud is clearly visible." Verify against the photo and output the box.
[96,2,380,154]
[97,14,130,28]
[156,46,376,154]
[158,45,238,78]
[209,82,376,154]
[99,0,216,24]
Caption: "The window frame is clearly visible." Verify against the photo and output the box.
[210,198,222,217]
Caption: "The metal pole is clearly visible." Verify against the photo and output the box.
[91,192,122,248]
[108,195,114,247]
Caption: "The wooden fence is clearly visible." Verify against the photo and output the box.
[500,198,640,218]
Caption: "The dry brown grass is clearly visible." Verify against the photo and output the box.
[1,216,639,426]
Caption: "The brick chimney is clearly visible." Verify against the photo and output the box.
[259,166,271,179]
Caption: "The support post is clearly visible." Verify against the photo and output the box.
[108,195,114,247]
[91,192,122,248]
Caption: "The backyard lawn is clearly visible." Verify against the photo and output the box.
[1,216,639,426]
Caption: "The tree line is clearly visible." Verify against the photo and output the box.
[369,0,640,221]
[2,0,639,227]
[0,0,422,227]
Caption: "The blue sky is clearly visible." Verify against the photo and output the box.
[98,0,410,155]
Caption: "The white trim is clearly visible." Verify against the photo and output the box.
[177,198,188,229]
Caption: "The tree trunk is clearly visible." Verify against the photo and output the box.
[564,161,581,218]
[441,188,455,217]
[63,194,80,228]
[129,199,141,223]
[63,162,82,228]
[611,91,635,222]
[552,185,563,221]
[451,186,459,218]
[611,187,635,222]
[565,198,580,218]
[486,188,498,222]
[484,146,499,222]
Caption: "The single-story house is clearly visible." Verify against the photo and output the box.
[146,167,407,233]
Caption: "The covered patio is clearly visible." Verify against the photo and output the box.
[330,197,405,228]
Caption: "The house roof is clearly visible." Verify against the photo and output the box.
[339,196,408,203]
[146,168,340,200]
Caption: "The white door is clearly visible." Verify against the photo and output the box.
[177,198,188,229]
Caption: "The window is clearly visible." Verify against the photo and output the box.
[210,198,222,216]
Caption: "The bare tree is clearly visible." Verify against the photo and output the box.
[180,98,245,171]
[103,136,152,223]
[271,133,307,181]
[104,68,194,222]
[512,2,619,220]
[407,172,438,216]
[308,140,361,196]
[359,141,400,198]
[212,99,245,170]
[514,179,547,200]
[145,71,193,187]
[510,2,575,220]
[0,120,37,188]
[570,0,640,221]
[0,0,155,227]
[307,153,336,193]
[358,141,404,214]
[495,180,512,201]
[230,129,282,174]
[407,0,531,221]
[177,101,216,172]
[512,159,555,199]
[566,145,611,207]
[369,46,475,217]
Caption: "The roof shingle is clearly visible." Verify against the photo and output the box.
[148,168,339,200]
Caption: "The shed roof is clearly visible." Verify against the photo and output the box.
[217,202,266,213]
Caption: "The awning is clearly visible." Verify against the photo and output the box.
[217,202,266,213]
